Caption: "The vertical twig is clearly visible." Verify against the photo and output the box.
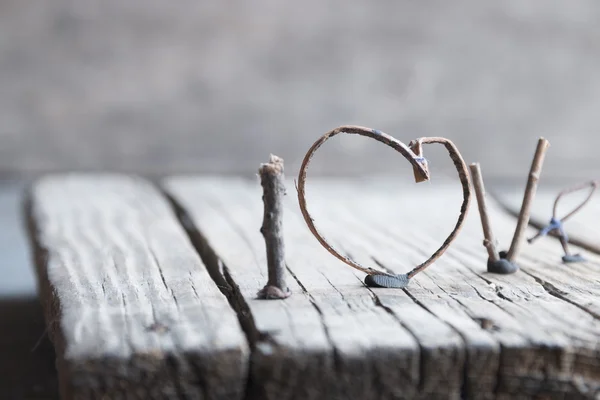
[506,138,550,262]
[257,154,291,299]
[469,163,499,263]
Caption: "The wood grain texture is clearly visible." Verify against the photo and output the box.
[26,174,249,400]
[314,180,600,399]
[165,178,463,400]
[493,187,600,255]
[166,177,600,399]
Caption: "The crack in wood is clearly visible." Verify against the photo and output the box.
[161,177,600,399]
[285,265,344,377]
[314,181,600,397]
[521,269,600,320]
[27,176,249,399]
[164,190,259,346]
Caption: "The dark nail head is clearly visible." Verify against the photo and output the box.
[562,254,586,264]
[487,258,519,274]
[365,273,410,288]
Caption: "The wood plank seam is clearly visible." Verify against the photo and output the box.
[163,190,261,347]
[284,265,345,375]
[165,178,435,399]
[164,177,600,398]
[168,201,348,400]
[197,200,347,398]
[26,175,251,399]
[166,189,338,400]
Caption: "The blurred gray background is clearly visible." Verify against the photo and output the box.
[2,0,600,181]
[2,0,600,397]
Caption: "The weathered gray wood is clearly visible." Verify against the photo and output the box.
[469,199,600,398]
[494,187,600,255]
[164,178,338,400]
[314,179,600,398]
[26,175,249,399]
[166,177,600,399]
[165,177,466,400]
[300,182,500,399]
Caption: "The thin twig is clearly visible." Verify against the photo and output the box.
[257,154,291,299]
[296,126,471,282]
[553,180,598,222]
[469,163,499,263]
[506,137,550,262]
[405,137,471,278]
[527,180,598,262]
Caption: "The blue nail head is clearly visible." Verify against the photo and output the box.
[487,250,519,274]
[562,254,586,264]
[365,273,410,288]
[487,259,519,274]
[372,129,383,136]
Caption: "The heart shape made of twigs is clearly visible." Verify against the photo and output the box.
[296,125,472,288]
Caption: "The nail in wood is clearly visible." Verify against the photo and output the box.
[506,137,550,262]
[257,154,291,299]
[469,163,499,263]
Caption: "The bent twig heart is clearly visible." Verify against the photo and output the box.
[296,125,471,283]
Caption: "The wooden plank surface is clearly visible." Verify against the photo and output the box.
[165,177,600,399]
[493,187,600,255]
[326,180,598,396]
[166,178,455,400]
[314,180,600,398]
[26,175,249,399]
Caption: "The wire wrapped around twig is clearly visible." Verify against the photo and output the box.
[529,180,598,244]
[553,180,598,222]
[296,125,471,281]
